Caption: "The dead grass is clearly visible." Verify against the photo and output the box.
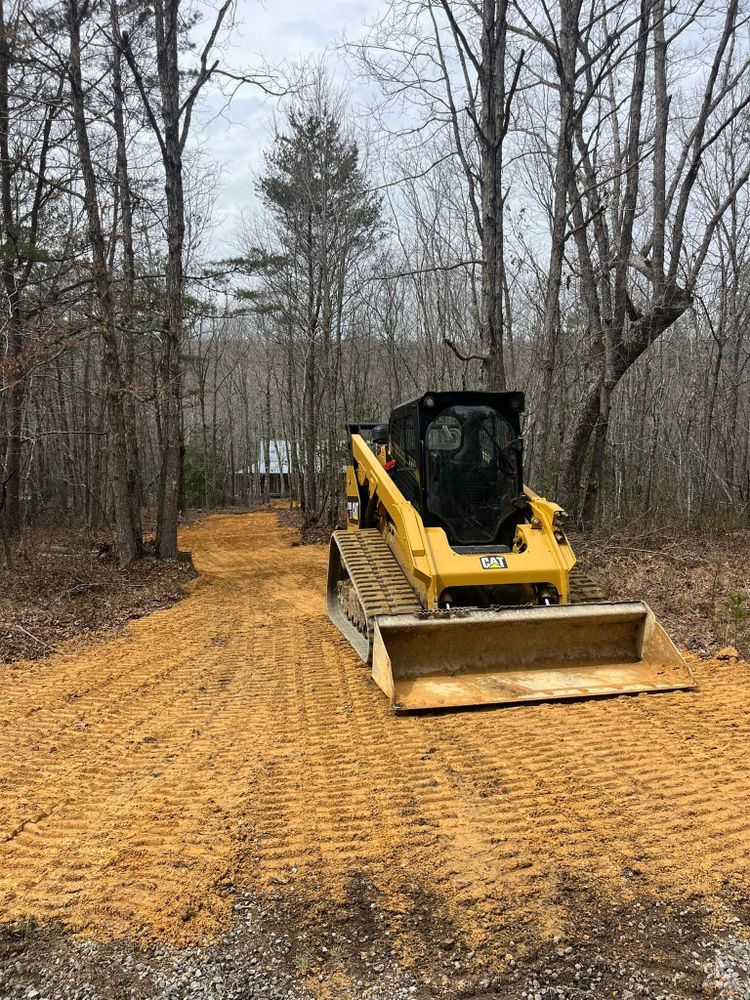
[275,504,332,545]
[0,527,195,663]
[573,524,750,657]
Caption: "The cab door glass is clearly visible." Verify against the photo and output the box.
[424,405,517,544]
[425,414,462,451]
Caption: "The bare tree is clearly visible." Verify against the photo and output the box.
[353,0,524,387]
[0,0,62,540]
[65,0,140,565]
[118,0,232,557]
[568,0,750,522]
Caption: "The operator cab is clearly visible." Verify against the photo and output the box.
[388,391,526,549]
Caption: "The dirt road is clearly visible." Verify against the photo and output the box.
[1,512,749,954]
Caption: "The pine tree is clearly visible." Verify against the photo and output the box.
[258,101,381,523]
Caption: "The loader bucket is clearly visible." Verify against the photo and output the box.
[371,602,695,711]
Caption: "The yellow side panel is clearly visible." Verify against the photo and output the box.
[345,465,360,529]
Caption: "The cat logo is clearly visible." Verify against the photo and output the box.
[480,555,508,570]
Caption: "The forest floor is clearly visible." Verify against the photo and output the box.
[0,526,195,663]
[1,511,750,999]
[574,523,750,660]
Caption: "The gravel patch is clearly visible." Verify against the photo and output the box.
[2,889,749,1000]
[705,934,750,999]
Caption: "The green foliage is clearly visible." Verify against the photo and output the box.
[13,916,38,938]
[182,439,227,509]
[233,291,281,316]
[293,948,315,975]
[714,590,750,647]
[217,252,286,274]
[0,230,52,267]
[258,107,382,260]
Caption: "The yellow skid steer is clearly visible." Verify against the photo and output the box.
[327,391,694,711]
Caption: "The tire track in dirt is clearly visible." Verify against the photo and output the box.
[1,511,749,946]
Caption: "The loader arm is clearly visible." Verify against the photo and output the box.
[350,432,436,592]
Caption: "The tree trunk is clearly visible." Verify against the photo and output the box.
[110,0,143,553]
[478,0,508,390]
[302,342,317,519]
[561,400,600,515]
[153,0,186,559]
[263,371,271,496]
[534,0,580,486]
[0,0,21,539]
[66,0,138,567]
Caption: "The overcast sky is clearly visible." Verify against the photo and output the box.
[194,0,384,259]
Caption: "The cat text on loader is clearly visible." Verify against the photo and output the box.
[327,390,695,711]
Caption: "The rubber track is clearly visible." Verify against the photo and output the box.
[327,531,606,661]
[328,529,422,661]
[569,565,607,603]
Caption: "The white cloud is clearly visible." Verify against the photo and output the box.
[191,0,383,259]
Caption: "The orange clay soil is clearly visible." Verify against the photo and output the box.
[0,511,749,946]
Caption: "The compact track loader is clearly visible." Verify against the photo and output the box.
[327,390,695,711]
